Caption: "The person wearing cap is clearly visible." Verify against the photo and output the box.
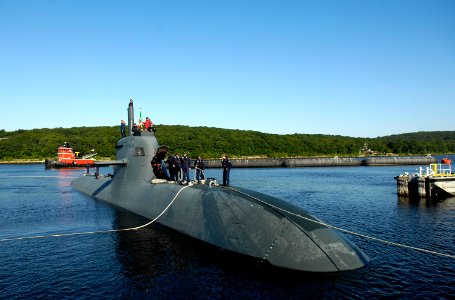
[194,156,205,183]
[166,154,176,180]
[173,153,182,181]
[120,120,126,138]
[221,154,232,186]
[144,117,153,131]
[181,153,191,184]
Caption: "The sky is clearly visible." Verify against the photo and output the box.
[0,0,454,138]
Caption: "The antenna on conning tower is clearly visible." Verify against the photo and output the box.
[128,99,134,136]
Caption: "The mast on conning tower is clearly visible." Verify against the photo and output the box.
[128,99,134,136]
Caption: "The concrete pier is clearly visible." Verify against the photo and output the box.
[204,156,437,168]
[395,163,455,200]
[425,177,455,199]
[395,174,426,197]
[363,156,436,166]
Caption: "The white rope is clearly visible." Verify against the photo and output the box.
[228,188,455,260]
[0,185,190,243]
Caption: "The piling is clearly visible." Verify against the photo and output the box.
[395,174,426,198]
[409,176,426,198]
[396,174,410,196]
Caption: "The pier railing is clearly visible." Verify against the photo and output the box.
[419,163,453,177]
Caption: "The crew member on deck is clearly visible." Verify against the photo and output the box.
[194,156,205,183]
[151,150,170,180]
[221,154,232,187]
[174,153,183,181]
[181,153,191,184]
[166,155,176,180]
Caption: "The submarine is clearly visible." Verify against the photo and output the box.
[71,100,369,272]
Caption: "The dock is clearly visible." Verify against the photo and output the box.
[395,163,455,200]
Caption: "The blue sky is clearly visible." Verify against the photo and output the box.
[0,0,453,137]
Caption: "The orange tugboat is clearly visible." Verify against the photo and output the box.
[45,142,96,169]
[441,157,452,165]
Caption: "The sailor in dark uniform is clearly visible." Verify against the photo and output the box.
[173,153,183,181]
[221,154,232,186]
[166,155,176,180]
[120,120,126,138]
[151,150,170,180]
[181,153,191,184]
[132,123,140,136]
[194,156,205,183]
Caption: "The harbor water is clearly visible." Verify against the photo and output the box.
[0,163,454,299]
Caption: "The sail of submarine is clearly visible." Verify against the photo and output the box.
[71,100,369,272]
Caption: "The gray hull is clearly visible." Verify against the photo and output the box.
[71,135,369,272]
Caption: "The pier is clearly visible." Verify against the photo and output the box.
[395,163,455,199]
[203,156,436,168]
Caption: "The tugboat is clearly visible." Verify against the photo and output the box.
[45,142,97,169]
[71,100,369,272]
[441,157,452,165]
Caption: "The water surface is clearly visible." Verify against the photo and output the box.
[0,164,454,299]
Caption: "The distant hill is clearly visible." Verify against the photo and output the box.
[382,131,455,141]
[0,127,454,160]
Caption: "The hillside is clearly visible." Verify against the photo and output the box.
[0,127,454,160]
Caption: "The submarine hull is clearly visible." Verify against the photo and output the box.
[72,173,369,272]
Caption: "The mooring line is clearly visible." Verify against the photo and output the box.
[227,187,455,260]
[0,185,190,243]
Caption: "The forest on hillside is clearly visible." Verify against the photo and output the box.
[0,127,454,160]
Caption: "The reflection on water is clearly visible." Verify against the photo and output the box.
[110,209,348,299]
[397,195,455,207]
